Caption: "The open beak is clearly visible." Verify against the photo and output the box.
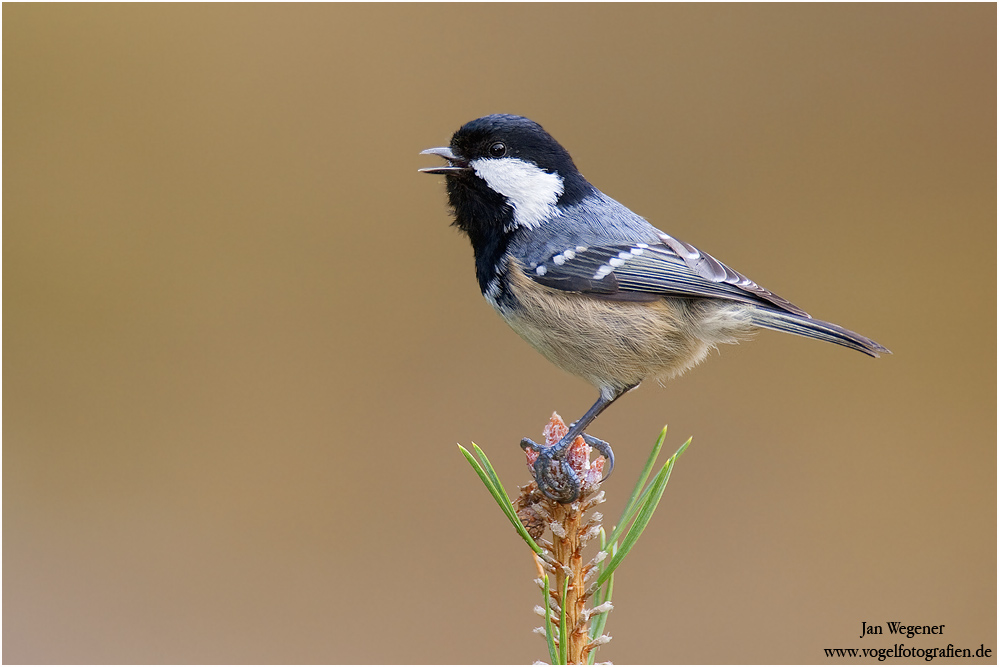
[419,146,472,174]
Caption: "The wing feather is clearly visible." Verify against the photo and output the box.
[528,238,810,317]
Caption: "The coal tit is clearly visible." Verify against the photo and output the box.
[421,114,889,503]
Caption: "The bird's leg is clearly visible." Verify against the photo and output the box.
[520,388,629,503]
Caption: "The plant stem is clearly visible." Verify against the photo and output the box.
[551,500,588,663]
[465,415,689,664]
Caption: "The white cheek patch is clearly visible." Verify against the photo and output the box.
[470,157,564,231]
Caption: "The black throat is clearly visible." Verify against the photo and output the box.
[446,176,517,294]
[445,170,594,294]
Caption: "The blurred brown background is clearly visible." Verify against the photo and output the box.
[4,4,995,664]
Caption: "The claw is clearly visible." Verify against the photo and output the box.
[580,433,615,482]
[519,437,544,454]
[522,437,579,503]
[537,455,579,504]
[520,432,615,503]
[519,389,630,503]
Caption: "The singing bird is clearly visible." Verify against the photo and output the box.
[421,114,888,502]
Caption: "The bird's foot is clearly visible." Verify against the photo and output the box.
[520,432,615,504]
[521,436,579,503]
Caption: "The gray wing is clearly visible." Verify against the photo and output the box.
[529,235,810,318]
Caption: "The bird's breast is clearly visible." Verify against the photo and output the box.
[492,260,753,391]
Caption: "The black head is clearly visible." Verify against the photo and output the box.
[422,114,591,205]
[454,115,582,177]
[421,115,595,289]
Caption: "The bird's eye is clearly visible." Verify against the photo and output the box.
[488,142,507,157]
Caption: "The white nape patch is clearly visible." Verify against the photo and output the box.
[470,157,564,231]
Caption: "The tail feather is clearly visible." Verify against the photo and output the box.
[750,308,890,358]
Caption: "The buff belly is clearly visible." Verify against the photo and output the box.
[500,266,755,393]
